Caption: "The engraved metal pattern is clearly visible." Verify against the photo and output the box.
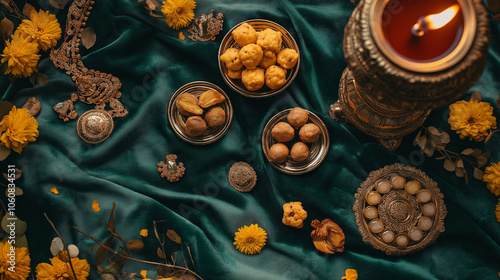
[218,19,300,98]
[167,81,233,145]
[261,109,330,175]
[228,162,257,192]
[76,109,114,144]
[343,0,490,110]
[157,154,185,182]
[188,10,224,42]
[353,163,447,256]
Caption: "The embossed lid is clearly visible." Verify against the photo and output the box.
[228,162,257,192]
[76,109,114,144]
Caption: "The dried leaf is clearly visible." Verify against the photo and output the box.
[166,229,182,244]
[413,130,426,150]
[483,150,492,161]
[1,214,27,236]
[157,247,166,259]
[50,237,64,256]
[81,27,96,49]
[464,168,469,184]
[23,4,35,18]
[0,146,10,161]
[49,0,67,9]
[36,72,49,85]
[0,18,13,36]
[471,148,483,158]
[427,126,440,136]
[455,167,465,178]
[145,0,157,10]
[5,187,22,197]
[461,148,474,155]
[107,203,124,242]
[0,101,13,118]
[125,239,144,251]
[95,235,113,267]
[471,91,482,101]
[444,159,456,172]
[3,168,22,180]
[29,73,36,85]
[424,142,435,157]
[435,156,446,160]
[485,131,494,143]
[456,159,464,169]
[473,167,484,180]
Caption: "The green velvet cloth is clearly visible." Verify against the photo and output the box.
[1,0,500,279]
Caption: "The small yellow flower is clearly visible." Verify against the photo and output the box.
[495,198,500,223]
[233,224,267,255]
[161,0,196,30]
[448,99,496,141]
[484,162,500,196]
[0,106,39,154]
[36,256,90,280]
[0,241,31,280]
[1,31,40,78]
[342,268,358,280]
[17,9,62,51]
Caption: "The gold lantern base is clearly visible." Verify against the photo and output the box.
[330,68,431,151]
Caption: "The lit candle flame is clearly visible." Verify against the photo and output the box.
[412,4,460,37]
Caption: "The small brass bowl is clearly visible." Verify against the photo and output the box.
[261,109,329,175]
[168,81,233,145]
[218,19,300,98]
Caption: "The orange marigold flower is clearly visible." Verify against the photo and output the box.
[0,106,39,154]
[495,198,500,223]
[448,99,496,141]
[1,31,40,78]
[484,162,500,196]
[36,256,90,280]
[161,0,196,30]
[0,241,31,280]
[17,9,62,51]
[233,224,267,255]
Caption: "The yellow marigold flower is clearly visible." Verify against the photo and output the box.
[495,198,500,223]
[448,99,496,141]
[0,106,39,154]
[0,241,31,280]
[342,268,358,280]
[161,0,196,30]
[233,224,267,255]
[484,162,500,196]
[36,256,90,280]
[1,31,40,78]
[17,9,62,51]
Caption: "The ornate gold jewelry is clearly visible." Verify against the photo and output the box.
[50,0,128,143]
[188,10,223,42]
[76,109,114,144]
[158,154,185,182]
[228,162,257,192]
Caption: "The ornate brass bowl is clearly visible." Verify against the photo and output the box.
[353,163,447,255]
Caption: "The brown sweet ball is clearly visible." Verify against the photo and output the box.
[228,69,242,79]
[232,23,258,47]
[269,143,289,163]
[259,52,277,69]
[256,28,282,54]
[241,67,265,91]
[220,48,243,71]
[277,48,299,69]
[239,44,263,69]
[290,142,309,162]
[271,122,295,142]
[287,107,308,128]
[299,123,321,143]
[204,107,226,127]
[265,65,287,90]
[185,116,207,137]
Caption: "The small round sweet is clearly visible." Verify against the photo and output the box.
[271,122,295,142]
[417,189,432,203]
[391,175,406,189]
[220,48,243,71]
[232,22,258,47]
[422,203,437,217]
[396,235,409,247]
[376,179,392,194]
[227,69,242,79]
[418,217,433,231]
[363,206,378,220]
[269,143,289,164]
[299,123,321,143]
[368,219,384,234]
[367,191,382,205]
[287,107,308,128]
[265,65,287,90]
[259,52,277,69]
[185,116,207,137]
[256,28,282,54]
[290,142,309,162]
[277,48,299,69]
[405,180,421,195]
[409,228,424,242]
[241,67,265,91]
[381,230,395,243]
[239,44,263,70]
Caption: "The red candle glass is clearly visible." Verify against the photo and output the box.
[381,0,464,62]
